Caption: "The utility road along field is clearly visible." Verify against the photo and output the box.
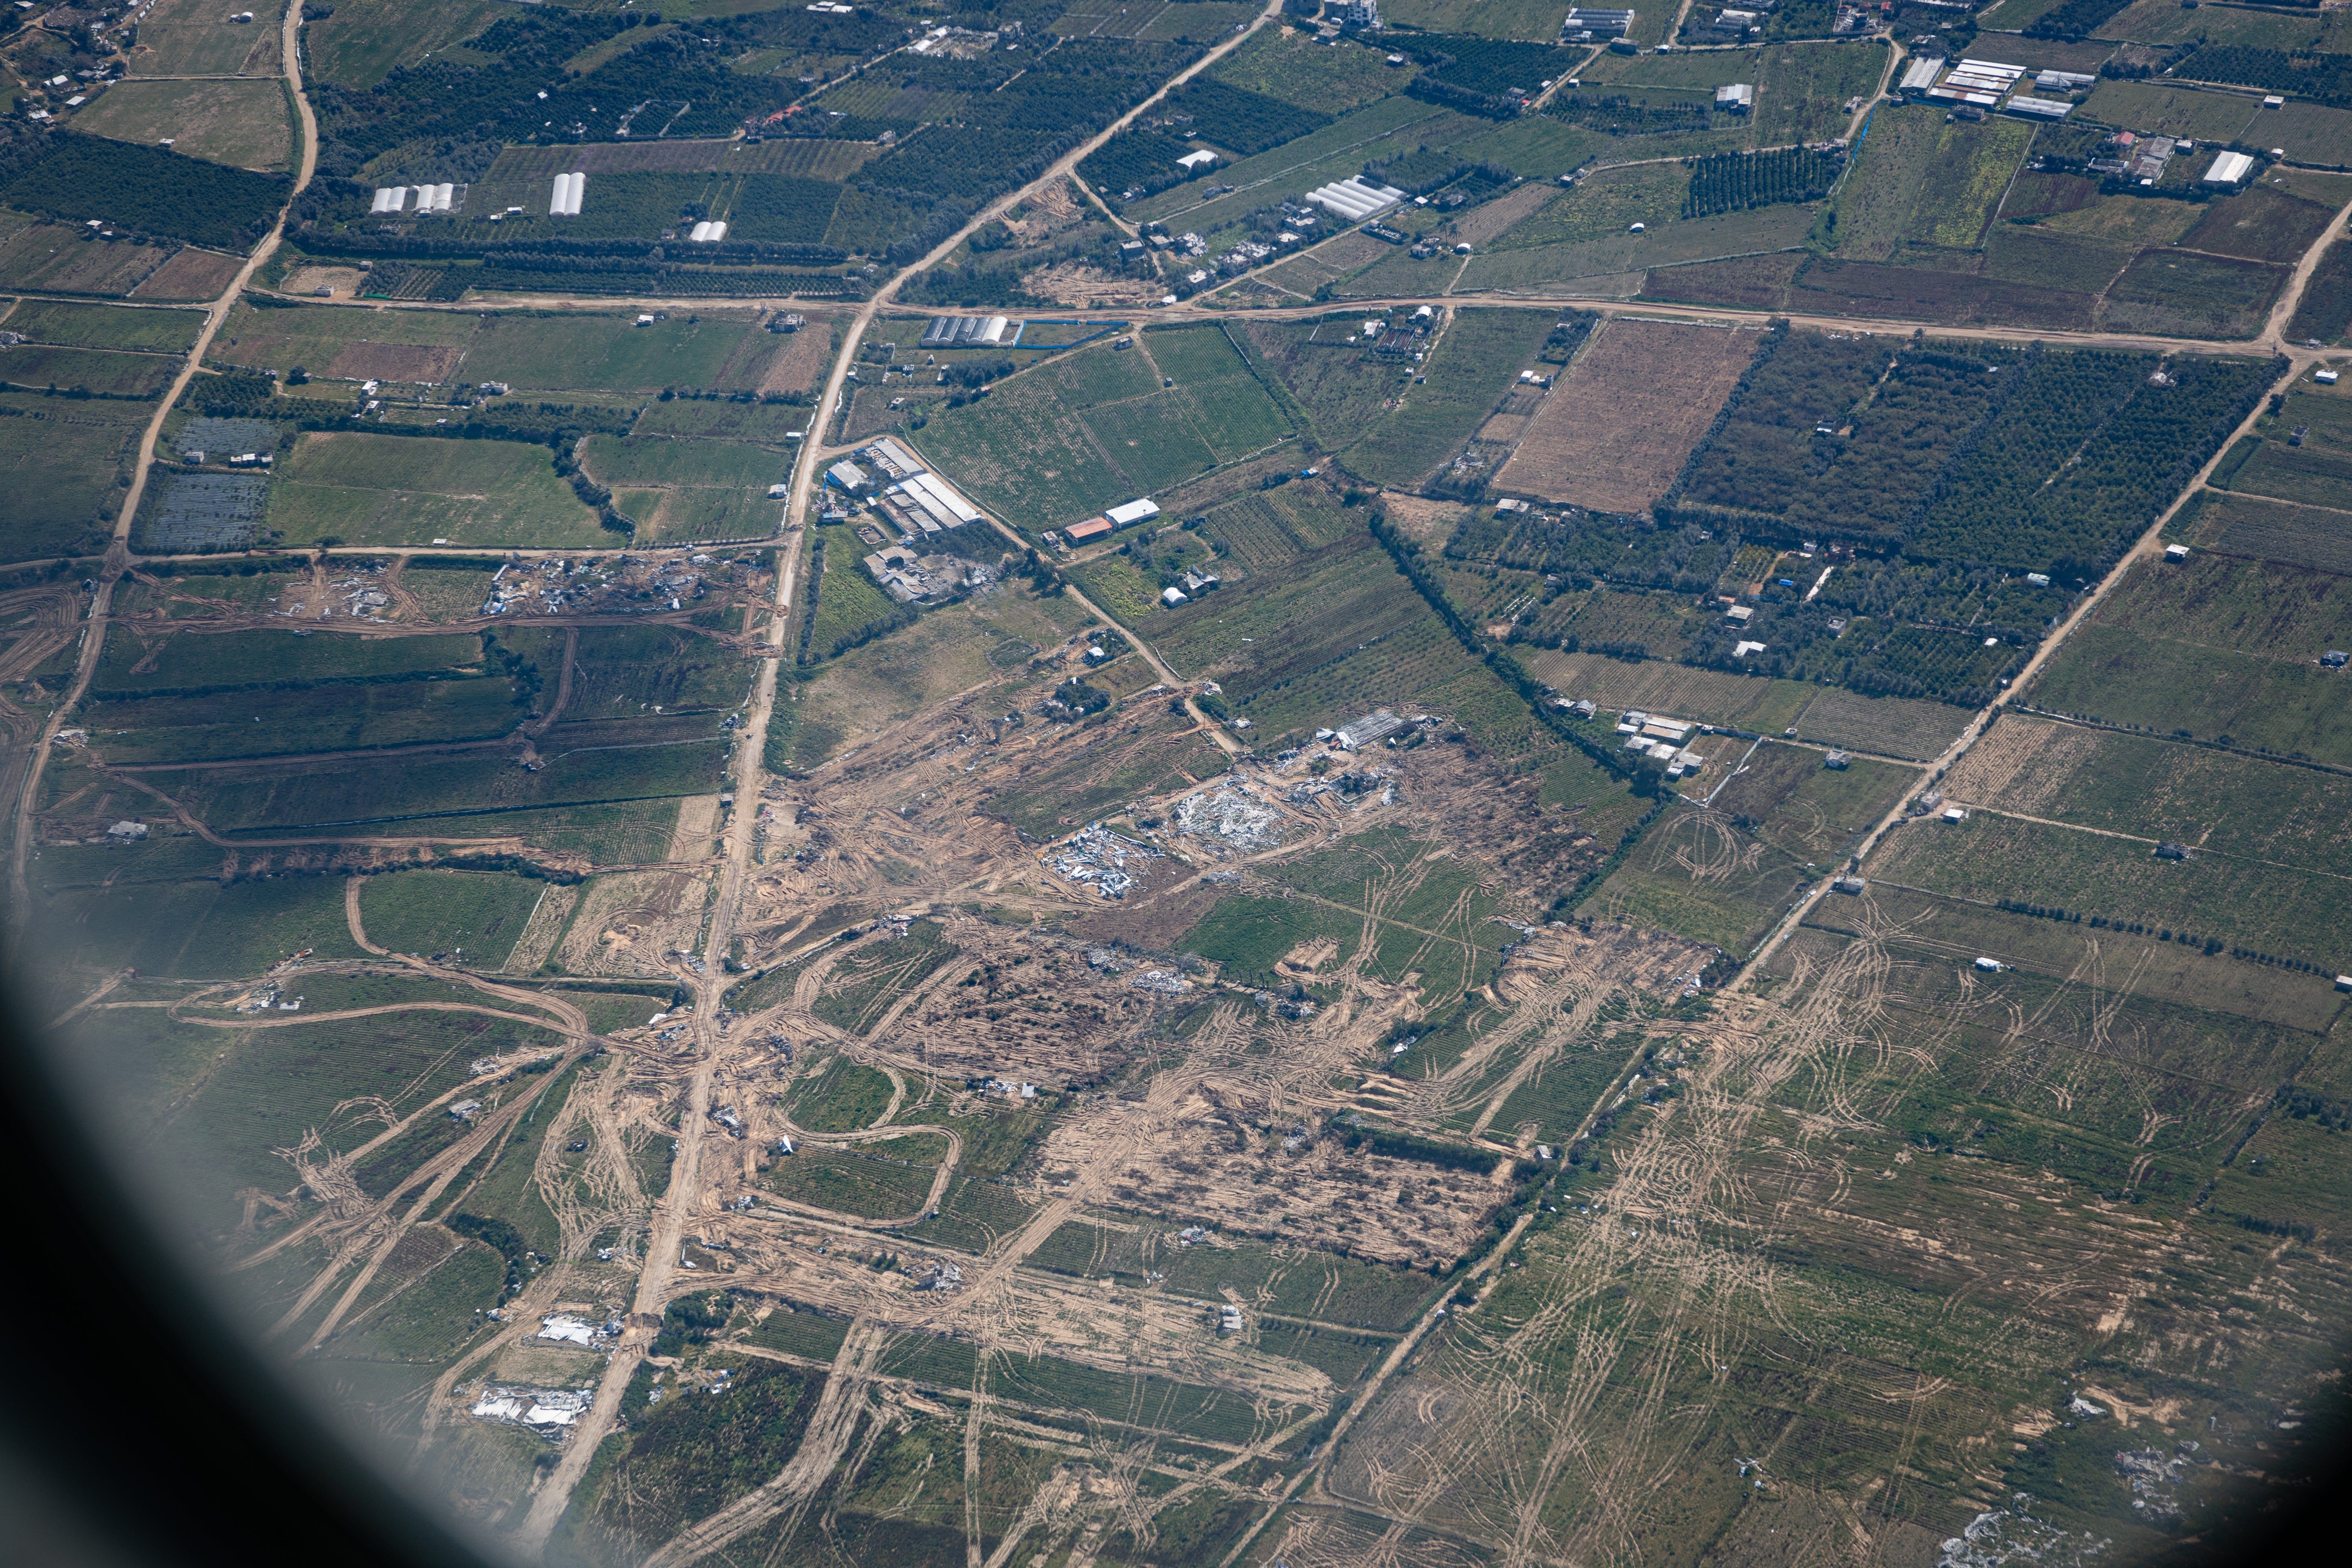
[5,7,2352,1568]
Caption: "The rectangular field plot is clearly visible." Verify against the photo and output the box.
[1939,714,2352,879]
[579,436,788,543]
[1706,743,1919,865]
[0,225,177,298]
[267,433,606,548]
[1867,811,2351,973]
[1808,884,2344,1034]
[0,343,178,397]
[1831,106,2035,261]
[2078,80,2261,145]
[1493,318,1757,513]
[0,395,142,561]
[71,78,295,173]
[1587,807,1813,956]
[356,870,546,966]
[84,676,523,765]
[2096,249,2290,339]
[2025,553,2352,764]
[125,0,284,76]
[0,299,205,352]
[1458,203,1817,295]
[1208,27,1411,114]
[914,328,1292,534]
[1520,648,1969,759]
[205,300,481,383]
[2186,490,2352,575]
[138,472,270,552]
[1342,308,1555,489]
[2180,184,2339,265]
[461,310,790,395]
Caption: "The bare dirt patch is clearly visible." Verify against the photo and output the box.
[1021,264,1167,307]
[283,265,365,299]
[325,341,466,384]
[1494,318,1758,513]
[757,320,836,397]
[129,247,240,300]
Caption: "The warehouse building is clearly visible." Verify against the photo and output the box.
[2203,150,2257,186]
[2005,96,2074,120]
[1716,83,1755,112]
[826,460,870,494]
[1065,516,1113,545]
[1107,497,1161,528]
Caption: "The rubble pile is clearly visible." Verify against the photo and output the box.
[1046,822,1160,898]
[1129,969,1190,995]
[1173,784,1280,852]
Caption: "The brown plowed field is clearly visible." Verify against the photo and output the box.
[1492,318,1758,514]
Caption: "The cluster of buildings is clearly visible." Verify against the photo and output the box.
[1049,495,1160,550]
[1616,711,1708,780]
[1897,56,2076,121]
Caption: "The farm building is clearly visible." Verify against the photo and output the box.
[920,315,1012,348]
[1941,806,1967,822]
[1162,586,1189,605]
[1562,7,1636,36]
[826,461,870,494]
[1065,516,1114,545]
[1974,957,2004,973]
[1823,750,1851,770]
[1713,10,1759,36]
[2154,843,2190,861]
[1898,58,1940,94]
[2036,70,2097,91]
[1833,877,1867,895]
[2203,150,2257,186]
[1715,83,1755,112]
[2322,650,2347,669]
[1107,497,1161,528]
[548,172,585,216]
[2005,97,2074,120]
[2166,544,2190,562]
[688,220,730,242]
[1176,150,1218,171]
[1335,709,1409,749]
[864,437,922,478]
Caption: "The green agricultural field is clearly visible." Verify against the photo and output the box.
[1458,203,1818,294]
[1871,811,2350,973]
[0,343,177,397]
[1587,806,1812,956]
[767,1140,941,1219]
[2186,489,2352,575]
[125,0,284,77]
[0,394,145,561]
[916,329,1292,534]
[304,0,508,88]
[783,1055,898,1133]
[84,676,524,765]
[801,523,902,664]
[2079,80,2261,145]
[460,311,788,395]
[207,300,482,382]
[1342,308,1553,487]
[2026,553,2352,764]
[1830,106,2034,261]
[71,78,295,173]
[782,577,1091,770]
[811,919,962,1036]
[0,299,205,352]
[581,435,788,543]
[37,872,366,978]
[1209,28,1409,114]
[1947,715,2352,875]
[2098,249,2290,339]
[358,870,548,965]
[269,432,608,548]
